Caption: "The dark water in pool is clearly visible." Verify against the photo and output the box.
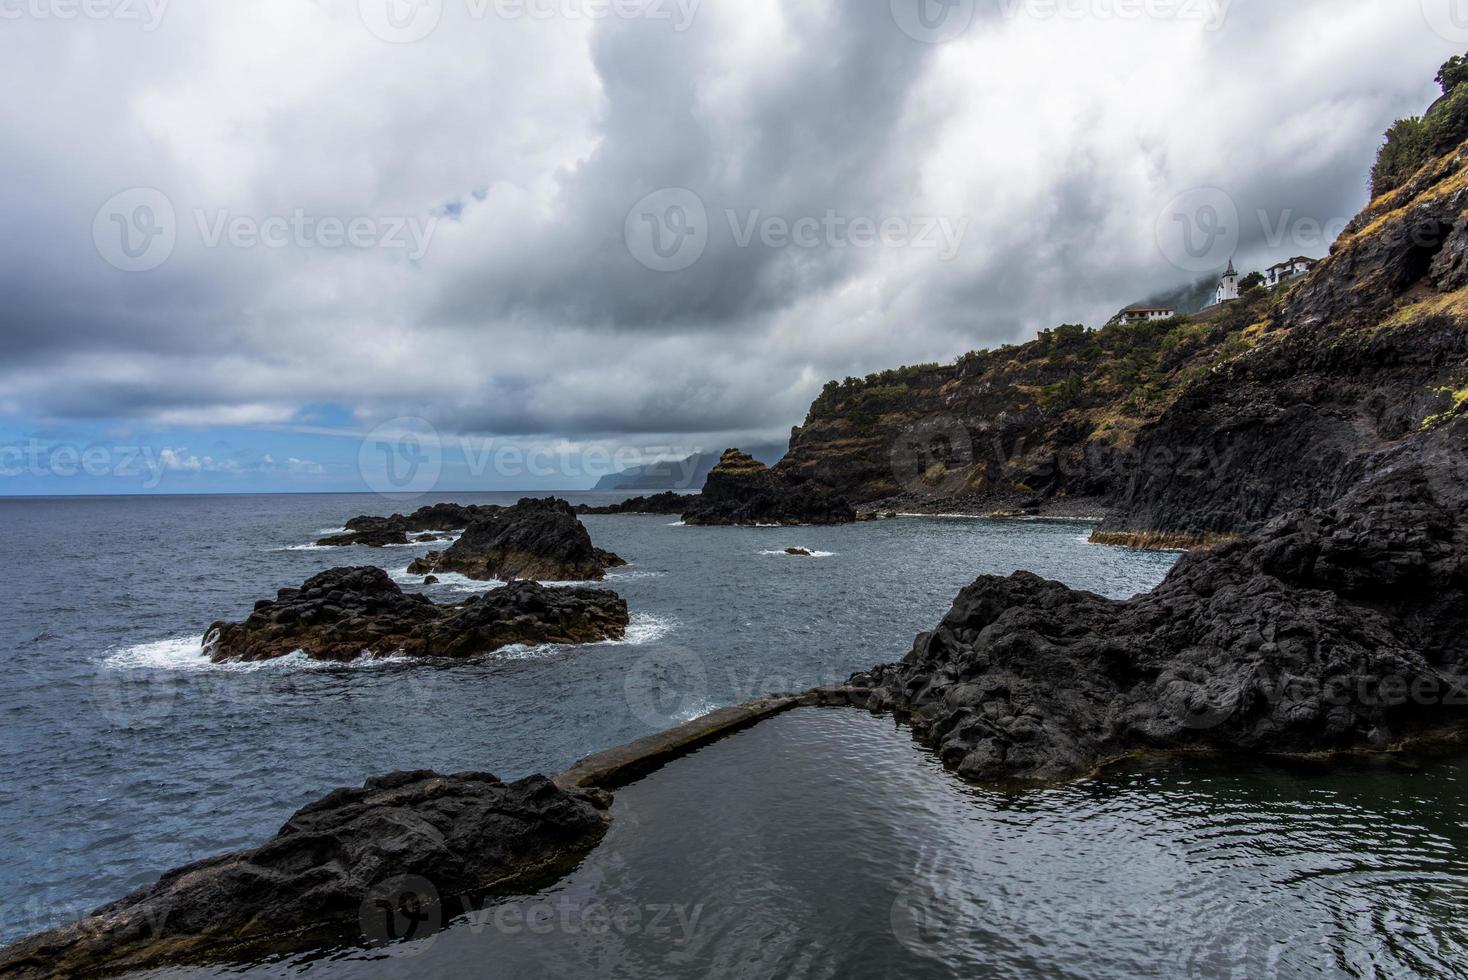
[160,711,1468,980]
[0,492,1177,947]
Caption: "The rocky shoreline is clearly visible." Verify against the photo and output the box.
[0,772,611,979]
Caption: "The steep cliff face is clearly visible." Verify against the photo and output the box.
[1099,137,1468,541]
[782,136,1468,542]
[779,298,1281,518]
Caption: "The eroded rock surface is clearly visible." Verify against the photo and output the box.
[681,450,856,527]
[408,498,625,582]
[855,453,1468,782]
[205,567,629,663]
[0,772,610,979]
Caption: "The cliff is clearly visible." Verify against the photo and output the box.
[778,295,1278,521]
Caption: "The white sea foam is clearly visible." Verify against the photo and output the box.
[101,636,419,674]
[666,521,687,527]
[760,549,835,559]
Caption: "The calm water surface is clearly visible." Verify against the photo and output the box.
[164,711,1468,979]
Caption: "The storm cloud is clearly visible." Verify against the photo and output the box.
[0,0,1454,457]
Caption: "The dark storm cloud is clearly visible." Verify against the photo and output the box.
[0,0,1455,443]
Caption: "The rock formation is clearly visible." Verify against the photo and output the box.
[318,503,500,548]
[577,491,690,515]
[852,85,1468,781]
[205,567,629,663]
[853,449,1468,783]
[680,450,856,526]
[407,498,626,582]
[0,772,610,979]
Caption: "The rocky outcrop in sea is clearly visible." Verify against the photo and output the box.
[0,772,610,979]
[318,502,502,548]
[680,449,856,526]
[205,567,629,663]
[407,498,626,582]
[577,491,690,516]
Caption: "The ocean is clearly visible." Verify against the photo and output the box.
[2,493,1462,977]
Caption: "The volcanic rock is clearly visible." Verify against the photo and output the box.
[204,567,629,663]
[681,450,856,526]
[408,498,625,582]
[0,772,609,979]
[318,503,500,548]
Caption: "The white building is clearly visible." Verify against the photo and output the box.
[1210,259,1240,307]
[1111,305,1176,325]
[1265,256,1318,287]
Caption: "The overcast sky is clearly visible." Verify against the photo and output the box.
[0,0,1456,493]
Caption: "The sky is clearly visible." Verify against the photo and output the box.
[0,0,1458,495]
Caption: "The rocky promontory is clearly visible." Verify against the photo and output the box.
[318,502,501,548]
[853,448,1468,783]
[408,497,626,582]
[680,450,856,526]
[0,772,610,979]
[205,567,629,663]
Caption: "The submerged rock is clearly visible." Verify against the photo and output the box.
[855,457,1468,783]
[681,450,856,527]
[408,498,625,583]
[204,567,629,663]
[785,548,815,557]
[0,772,610,979]
[318,503,501,548]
